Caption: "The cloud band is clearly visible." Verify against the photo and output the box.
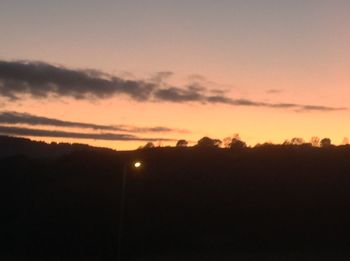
[0,60,345,112]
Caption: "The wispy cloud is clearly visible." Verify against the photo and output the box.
[0,111,188,133]
[266,89,283,94]
[150,71,174,84]
[0,60,345,112]
[0,125,174,142]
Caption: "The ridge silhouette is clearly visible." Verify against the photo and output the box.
[1,135,350,259]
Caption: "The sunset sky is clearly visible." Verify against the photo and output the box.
[0,0,349,150]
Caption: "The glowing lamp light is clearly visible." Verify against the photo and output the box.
[134,161,142,168]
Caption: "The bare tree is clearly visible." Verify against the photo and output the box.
[283,139,291,145]
[310,136,320,147]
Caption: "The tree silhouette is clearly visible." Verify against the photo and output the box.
[230,138,246,150]
[142,142,155,149]
[223,134,246,149]
[197,137,221,148]
[176,139,188,147]
[320,138,332,148]
[290,137,304,145]
[223,137,233,148]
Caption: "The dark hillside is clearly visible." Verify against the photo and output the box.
[1,138,350,259]
[0,135,114,159]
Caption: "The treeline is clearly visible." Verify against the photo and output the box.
[142,134,346,149]
[0,135,347,159]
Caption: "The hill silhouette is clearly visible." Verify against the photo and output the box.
[1,136,350,260]
[0,135,115,159]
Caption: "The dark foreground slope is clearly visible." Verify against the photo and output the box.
[1,137,350,260]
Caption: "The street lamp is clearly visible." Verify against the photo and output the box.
[134,161,142,168]
[118,160,142,260]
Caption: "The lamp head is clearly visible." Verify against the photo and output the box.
[134,161,142,168]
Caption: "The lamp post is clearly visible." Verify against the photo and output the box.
[117,161,142,260]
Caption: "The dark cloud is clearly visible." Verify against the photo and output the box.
[209,89,228,95]
[266,89,283,94]
[128,126,189,134]
[0,60,155,100]
[0,111,120,131]
[205,96,345,111]
[0,111,188,133]
[0,125,174,142]
[0,60,345,112]
[299,105,347,111]
[206,95,235,104]
[154,86,204,103]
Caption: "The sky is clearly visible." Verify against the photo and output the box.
[0,0,349,150]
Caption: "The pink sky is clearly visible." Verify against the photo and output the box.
[0,1,349,150]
